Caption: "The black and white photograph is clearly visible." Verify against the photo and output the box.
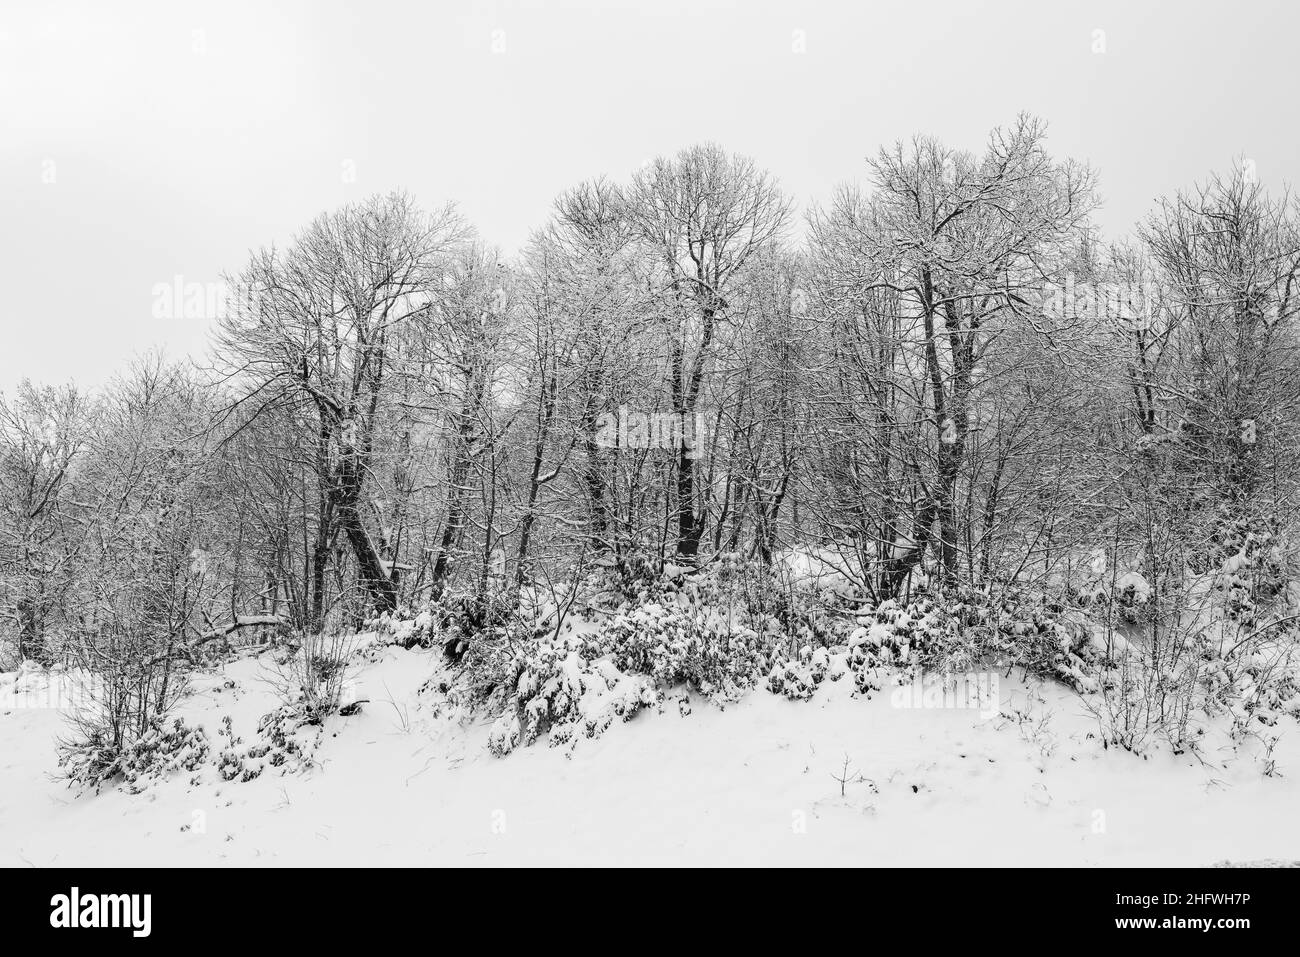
[2,0,1299,919]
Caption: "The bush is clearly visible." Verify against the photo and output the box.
[265,631,355,723]
[59,716,210,793]
[461,580,781,754]
[412,563,1109,755]
[1083,611,1300,755]
[55,648,192,792]
[767,647,856,699]
[601,602,770,701]
[0,637,19,672]
[216,707,322,781]
[485,639,660,755]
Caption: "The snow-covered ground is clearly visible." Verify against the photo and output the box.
[2,645,1298,867]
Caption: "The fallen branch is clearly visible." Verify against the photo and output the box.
[141,616,289,668]
[198,615,288,643]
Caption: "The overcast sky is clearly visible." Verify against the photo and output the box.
[2,0,1297,391]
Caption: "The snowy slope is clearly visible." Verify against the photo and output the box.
[2,645,1298,867]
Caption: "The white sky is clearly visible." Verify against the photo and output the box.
[2,0,1297,390]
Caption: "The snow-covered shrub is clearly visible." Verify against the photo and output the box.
[766,646,864,699]
[0,636,19,672]
[463,572,787,754]
[765,657,819,699]
[837,589,1104,692]
[850,597,956,664]
[601,602,770,702]
[56,728,121,792]
[445,560,1126,755]
[1068,550,1156,623]
[1083,608,1300,755]
[608,547,669,603]
[214,632,362,777]
[442,585,523,661]
[117,718,211,792]
[216,707,322,781]
[59,716,210,793]
[265,631,355,723]
[1201,634,1300,735]
[1208,517,1289,625]
[249,704,323,771]
[371,609,437,650]
[485,640,660,755]
[55,650,192,792]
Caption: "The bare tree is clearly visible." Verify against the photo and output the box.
[216,193,464,627]
[0,381,90,663]
[626,144,791,561]
[812,115,1095,594]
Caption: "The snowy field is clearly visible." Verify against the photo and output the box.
[3,645,1298,868]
